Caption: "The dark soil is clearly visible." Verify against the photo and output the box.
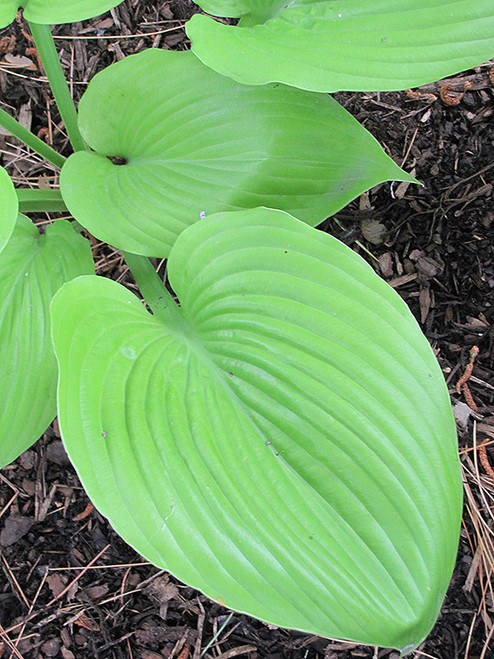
[1,2,493,658]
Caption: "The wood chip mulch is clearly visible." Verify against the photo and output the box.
[1,2,493,658]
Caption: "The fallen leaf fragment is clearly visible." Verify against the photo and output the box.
[0,515,33,547]
[3,53,36,69]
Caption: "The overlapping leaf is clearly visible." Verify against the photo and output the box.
[51,208,462,653]
[0,166,18,254]
[59,48,413,258]
[0,216,94,468]
[0,0,124,28]
[187,0,494,92]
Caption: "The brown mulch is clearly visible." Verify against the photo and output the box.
[1,2,493,658]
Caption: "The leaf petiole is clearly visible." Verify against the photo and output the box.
[16,188,68,213]
[0,106,66,169]
[29,22,87,153]
[122,251,185,328]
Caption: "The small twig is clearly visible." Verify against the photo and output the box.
[456,346,480,411]
[1,554,30,608]
[440,79,472,105]
[47,560,151,571]
[178,643,191,659]
[463,384,478,412]
[13,569,49,653]
[45,544,111,607]
[51,25,185,40]
[119,566,132,606]
[405,88,437,103]
[73,501,94,521]
[479,440,494,482]
[0,490,18,519]
[193,603,206,659]
[479,621,494,659]
[215,646,258,659]
[457,346,480,394]
[463,612,477,659]
[0,623,24,659]
[400,125,419,168]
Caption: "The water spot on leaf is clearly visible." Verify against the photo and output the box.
[121,346,136,359]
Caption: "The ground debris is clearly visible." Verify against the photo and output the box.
[0,3,493,659]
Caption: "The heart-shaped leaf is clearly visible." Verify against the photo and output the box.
[0,0,124,28]
[187,0,494,92]
[59,48,413,258]
[0,166,18,254]
[51,208,461,653]
[0,216,94,468]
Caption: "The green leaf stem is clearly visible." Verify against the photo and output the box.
[60,49,413,258]
[0,166,18,254]
[51,208,462,653]
[29,23,87,153]
[187,0,494,92]
[0,216,94,468]
[0,106,66,169]
[0,0,124,28]
[16,188,68,213]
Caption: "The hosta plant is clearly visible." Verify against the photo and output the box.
[1,0,491,654]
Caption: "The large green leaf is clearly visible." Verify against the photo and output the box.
[0,216,94,468]
[187,0,494,92]
[0,166,18,254]
[59,48,412,259]
[51,208,462,653]
[0,0,124,28]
